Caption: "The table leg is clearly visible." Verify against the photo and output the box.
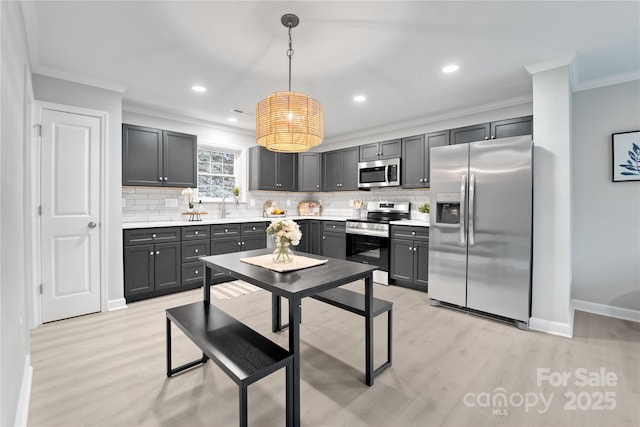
[289,295,301,427]
[204,265,212,305]
[272,294,281,332]
[365,273,374,386]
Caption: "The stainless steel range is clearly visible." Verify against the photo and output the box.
[346,201,410,284]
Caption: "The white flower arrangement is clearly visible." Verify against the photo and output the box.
[181,188,194,209]
[266,219,302,246]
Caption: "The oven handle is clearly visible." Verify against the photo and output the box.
[345,229,389,238]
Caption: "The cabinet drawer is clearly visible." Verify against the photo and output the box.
[323,221,345,233]
[241,222,267,235]
[182,261,205,286]
[390,225,429,240]
[181,225,210,240]
[181,240,210,263]
[123,227,180,246]
[211,223,241,237]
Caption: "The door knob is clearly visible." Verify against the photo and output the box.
[88,221,97,228]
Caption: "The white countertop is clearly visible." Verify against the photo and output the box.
[390,219,430,227]
[122,215,348,229]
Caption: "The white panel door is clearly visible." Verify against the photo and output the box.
[41,108,101,322]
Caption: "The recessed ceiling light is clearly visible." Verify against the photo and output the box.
[442,64,460,73]
[353,95,367,103]
[227,117,238,123]
[191,85,207,92]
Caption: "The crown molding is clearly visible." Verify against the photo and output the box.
[325,94,533,145]
[524,53,576,75]
[33,66,128,93]
[572,70,640,92]
[122,102,256,137]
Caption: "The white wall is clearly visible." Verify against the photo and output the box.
[572,80,640,313]
[32,74,125,311]
[0,2,32,425]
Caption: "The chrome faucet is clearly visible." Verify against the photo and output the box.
[221,194,239,218]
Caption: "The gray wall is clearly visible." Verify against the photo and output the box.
[33,74,125,310]
[572,80,640,311]
[0,2,31,425]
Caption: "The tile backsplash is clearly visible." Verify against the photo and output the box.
[122,187,432,222]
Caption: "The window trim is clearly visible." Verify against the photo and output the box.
[196,141,247,203]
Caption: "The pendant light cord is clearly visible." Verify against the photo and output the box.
[287,23,294,92]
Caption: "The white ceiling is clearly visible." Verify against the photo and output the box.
[22,1,640,141]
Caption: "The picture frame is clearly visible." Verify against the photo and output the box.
[612,130,640,182]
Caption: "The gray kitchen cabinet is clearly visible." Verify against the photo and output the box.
[249,146,297,191]
[180,224,211,287]
[359,139,401,162]
[210,222,267,283]
[322,147,359,191]
[402,131,449,188]
[122,124,197,187]
[297,219,322,255]
[298,152,322,192]
[322,221,346,259]
[450,115,532,144]
[389,225,429,291]
[123,227,182,302]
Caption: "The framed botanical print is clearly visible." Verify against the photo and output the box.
[612,130,640,182]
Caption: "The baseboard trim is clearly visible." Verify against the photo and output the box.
[107,298,127,311]
[529,317,573,338]
[572,299,640,323]
[15,355,32,427]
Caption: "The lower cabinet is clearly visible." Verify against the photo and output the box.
[210,222,267,283]
[123,229,182,302]
[322,221,346,259]
[389,225,429,291]
[297,219,323,255]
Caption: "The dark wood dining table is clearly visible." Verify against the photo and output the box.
[200,248,379,427]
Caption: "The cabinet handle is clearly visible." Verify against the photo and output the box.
[164,177,168,181]
[323,236,326,240]
[195,270,198,275]
[408,246,412,251]
[194,249,199,253]
[194,231,198,235]
[159,177,163,181]
[316,184,320,188]
[412,231,415,236]
[413,247,417,252]
[156,251,160,255]
[224,228,228,232]
[484,136,489,140]
[491,135,496,139]
[150,251,154,256]
[242,242,245,245]
[237,242,241,246]
[252,227,256,231]
[152,234,157,239]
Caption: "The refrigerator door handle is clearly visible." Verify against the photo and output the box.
[460,174,467,245]
[469,174,476,247]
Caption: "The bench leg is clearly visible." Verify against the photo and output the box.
[239,383,248,427]
[272,295,302,332]
[364,275,374,386]
[166,317,209,377]
[372,306,393,379]
[285,359,293,427]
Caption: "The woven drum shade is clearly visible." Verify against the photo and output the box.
[256,91,323,152]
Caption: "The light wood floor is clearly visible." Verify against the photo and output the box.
[29,282,640,426]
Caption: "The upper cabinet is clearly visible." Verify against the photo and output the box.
[322,147,359,191]
[359,139,402,162]
[122,124,197,187]
[402,131,449,189]
[248,146,298,191]
[450,115,532,144]
[298,152,322,192]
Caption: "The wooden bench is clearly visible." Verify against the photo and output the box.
[166,302,293,427]
[311,287,393,378]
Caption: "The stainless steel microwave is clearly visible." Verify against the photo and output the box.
[358,158,401,188]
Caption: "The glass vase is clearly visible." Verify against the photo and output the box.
[272,243,294,264]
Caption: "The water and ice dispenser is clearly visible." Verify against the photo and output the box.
[435,193,461,224]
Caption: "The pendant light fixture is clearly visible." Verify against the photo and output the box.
[256,14,323,152]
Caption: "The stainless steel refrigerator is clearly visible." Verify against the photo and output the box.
[428,135,533,328]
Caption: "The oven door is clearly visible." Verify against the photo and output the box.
[346,233,389,271]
